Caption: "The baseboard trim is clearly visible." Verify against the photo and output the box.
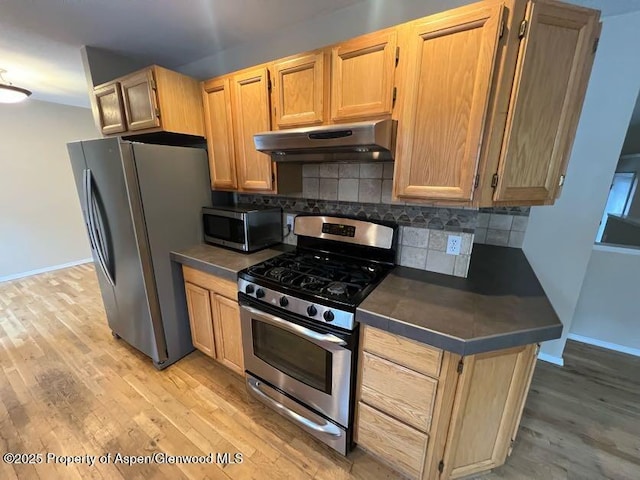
[0,258,93,283]
[537,352,564,367]
[568,333,640,358]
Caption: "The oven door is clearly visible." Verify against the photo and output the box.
[240,303,352,427]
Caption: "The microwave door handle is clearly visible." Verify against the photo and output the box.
[242,305,346,347]
[247,377,342,437]
[85,169,115,286]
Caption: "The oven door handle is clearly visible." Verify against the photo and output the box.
[242,305,347,347]
[247,377,343,437]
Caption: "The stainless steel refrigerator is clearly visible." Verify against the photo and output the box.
[67,137,211,369]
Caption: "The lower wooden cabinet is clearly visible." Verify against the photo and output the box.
[183,266,244,376]
[211,293,244,376]
[184,282,216,358]
[356,325,538,480]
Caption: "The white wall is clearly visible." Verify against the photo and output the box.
[0,100,98,280]
[180,0,469,79]
[570,246,640,354]
[522,11,640,362]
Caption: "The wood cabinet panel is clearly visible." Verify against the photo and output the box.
[203,77,238,190]
[182,266,237,302]
[357,402,428,479]
[184,282,215,358]
[120,69,160,131]
[331,29,397,122]
[94,82,126,135]
[272,51,327,128]
[232,67,274,192]
[212,293,244,376]
[361,352,437,432]
[393,3,504,201]
[494,1,600,202]
[362,326,442,378]
[440,345,538,479]
[153,66,205,137]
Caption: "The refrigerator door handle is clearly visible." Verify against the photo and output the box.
[85,169,115,286]
[82,169,99,254]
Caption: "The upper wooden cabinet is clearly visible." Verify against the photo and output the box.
[120,68,160,131]
[272,51,329,128]
[93,65,205,138]
[331,29,398,122]
[394,3,505,201]
[492,1,600,203]
[394,0,600,206]
[203,77,237,190]
[94,82,126,135]
[200,0,599,206]
[232,67,275,192]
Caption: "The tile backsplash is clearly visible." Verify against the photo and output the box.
[237,162,477,277]
[474,207,530,248]
[234,163,532,276]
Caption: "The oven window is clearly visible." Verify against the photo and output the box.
[204,215,245,244]
[252,319,332,394]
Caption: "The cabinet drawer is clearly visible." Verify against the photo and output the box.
[182,266,237,300]
[357,402,427,479]
[361,352,437,432]
[362,326,442,378]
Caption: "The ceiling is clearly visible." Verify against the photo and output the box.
[0,0,364,107]
[2,0,640,109]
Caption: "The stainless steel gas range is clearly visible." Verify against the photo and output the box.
[237,215,397,455]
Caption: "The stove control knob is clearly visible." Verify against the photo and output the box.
[256,289,265,299]
[307,305,317,317]
[245,284,255,294]
[279,296,289,307]
[323,310,335,322]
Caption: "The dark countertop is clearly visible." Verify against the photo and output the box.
[170,243,293,282]
[357,244,562,356]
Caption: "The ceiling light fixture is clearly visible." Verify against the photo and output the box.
[0,69,32,103]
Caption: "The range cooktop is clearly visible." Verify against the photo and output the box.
[240,250,392,308]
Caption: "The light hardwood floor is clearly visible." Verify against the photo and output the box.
[0,265,638,480]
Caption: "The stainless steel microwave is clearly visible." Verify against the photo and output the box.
[202,206,282,252]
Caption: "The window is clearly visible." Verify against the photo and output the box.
[596,172,638,242]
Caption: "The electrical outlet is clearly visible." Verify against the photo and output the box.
[446,235,462,255]
[286,214,295,232]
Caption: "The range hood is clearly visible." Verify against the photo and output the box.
[254,119,397,163]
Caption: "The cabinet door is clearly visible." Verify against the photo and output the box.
[393,4,504,201]
[94,82,126,135]
[184,282,215,358]
[121,69,161,131]
[493,2,600,202]
[272,51,326,128]
[203,77,238,190]
[211,294,244,376]
[232,67,274,191]
[331,30,397,122]
[439,345,537,479]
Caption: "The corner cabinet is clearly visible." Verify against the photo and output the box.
[355,326,538,480]
[182,266,245,376]
[93,65,205,138]
[393,0,601,206]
